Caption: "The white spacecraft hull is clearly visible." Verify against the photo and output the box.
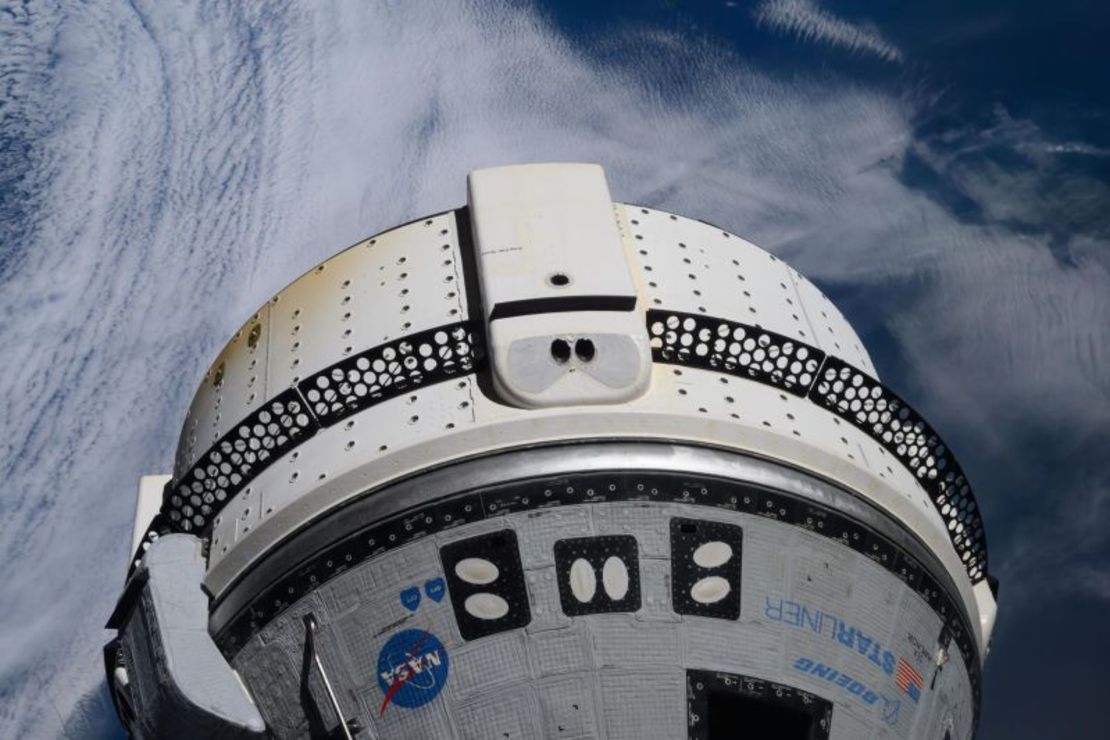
[106,163,996,739]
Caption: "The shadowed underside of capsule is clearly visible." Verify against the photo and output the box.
[105,163,997,740]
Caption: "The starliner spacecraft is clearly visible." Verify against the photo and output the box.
[105,163,998,739]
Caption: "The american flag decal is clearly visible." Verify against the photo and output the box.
[895,657,924,703]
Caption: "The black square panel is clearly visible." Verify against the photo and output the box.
[439,529,530,640]
[553,535,641,616]
[670,518,743,620]
[687,670,832,740]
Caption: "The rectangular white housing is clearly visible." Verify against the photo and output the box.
[467,163,651,408]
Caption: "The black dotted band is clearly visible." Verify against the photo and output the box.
[647,309,988,585]
[130,310,989,590]
[129,320,483,569]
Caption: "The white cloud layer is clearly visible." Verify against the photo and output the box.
[1,0,1106,736]
[754,0,904,62]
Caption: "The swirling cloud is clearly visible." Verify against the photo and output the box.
[754,0,904,62]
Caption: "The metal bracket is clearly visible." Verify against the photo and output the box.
[304,614,359,739]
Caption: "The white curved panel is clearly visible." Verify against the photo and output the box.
[265,212,468,393]
[174,306,271,475]
[620,205,871,365]
[787,267,876,375]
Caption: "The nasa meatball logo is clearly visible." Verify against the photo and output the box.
[376,629,450,714]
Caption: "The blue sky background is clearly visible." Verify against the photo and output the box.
[1,1,1107,737]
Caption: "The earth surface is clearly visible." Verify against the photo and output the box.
[1,1,1108,738]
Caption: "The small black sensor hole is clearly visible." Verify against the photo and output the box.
[551,339,572,363]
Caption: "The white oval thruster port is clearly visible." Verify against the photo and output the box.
[455,557,500,585]
[464,592,510,620]
[569,558,597,603]
[690,576,731,604]
[693,541,733,569]
[602,556,629,600]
